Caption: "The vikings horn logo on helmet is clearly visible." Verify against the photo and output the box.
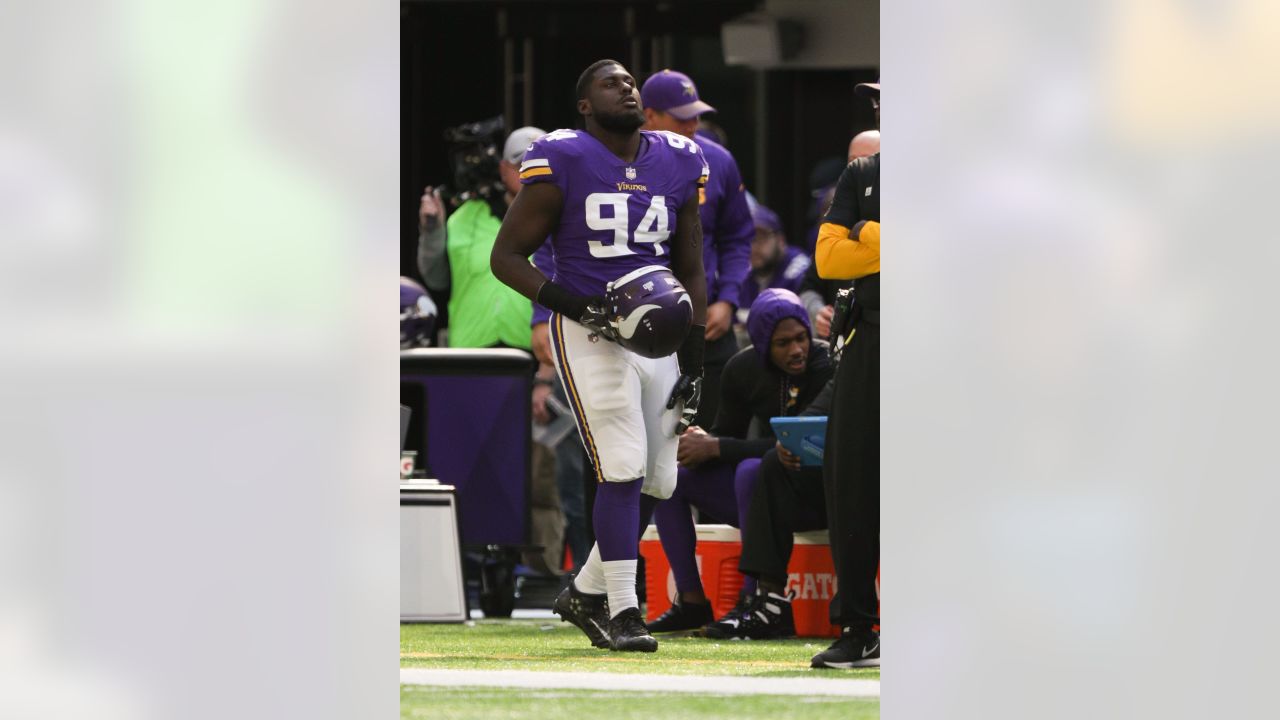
[400,277,437,348]
[617,304,663,340]
[604,266,693,358]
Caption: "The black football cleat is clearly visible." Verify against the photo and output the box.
[703,589,795,640]
[811,626,880,668]
[647,599,714,633]
[607,607,659,652]
[552,581,611,649]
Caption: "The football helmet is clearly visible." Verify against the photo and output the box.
[400,277,437,348]
[604,265,693,359]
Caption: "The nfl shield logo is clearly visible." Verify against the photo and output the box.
[625,167,637,180]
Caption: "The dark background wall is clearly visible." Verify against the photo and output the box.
[402,0,878,283]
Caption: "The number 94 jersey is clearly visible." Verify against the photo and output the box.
[518,129,710,298]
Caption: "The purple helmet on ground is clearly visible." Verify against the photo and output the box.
[400,277,437,348]
[604,265,693,359]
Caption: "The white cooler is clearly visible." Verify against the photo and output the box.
[400,482,467,622]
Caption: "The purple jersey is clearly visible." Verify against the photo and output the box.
[519,129,709,298]
[695,137,753,310]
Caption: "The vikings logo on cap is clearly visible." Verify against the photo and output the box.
[640,69,716,121]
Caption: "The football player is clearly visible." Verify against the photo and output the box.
[491,59,709,653]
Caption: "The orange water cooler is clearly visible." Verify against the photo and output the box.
[639,524,844,638]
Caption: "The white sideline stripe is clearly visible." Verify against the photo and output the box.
[400,668,879,698]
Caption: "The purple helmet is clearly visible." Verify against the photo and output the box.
[604,265,693,359]
[400,277,437,348]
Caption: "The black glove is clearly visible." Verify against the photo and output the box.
[666,326,706,435]
[579,301,619,342]
[537,282,617,342]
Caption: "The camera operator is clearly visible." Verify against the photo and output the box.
[439,122,545,350]
[423,121,576,578]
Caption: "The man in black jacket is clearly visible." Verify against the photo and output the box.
[648,289,833,632]
[704,377,834,639]
[811,80,881,668]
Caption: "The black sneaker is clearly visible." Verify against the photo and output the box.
[552,581,611,649]
[811,626,880,668]
[606,607,659,652]
[700,591,751,637]
[703,589,795,640]
[647,599,713,633]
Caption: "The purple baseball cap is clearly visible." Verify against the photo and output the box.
[746,193,783,233]
[641,69,716,120]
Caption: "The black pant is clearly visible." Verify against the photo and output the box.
[694,331,739,429]
[824,320,879,630]
[739,448,827,587]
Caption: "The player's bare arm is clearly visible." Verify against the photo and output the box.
[490,182,563,300]
[491,175,616,340]
[666,187,710,434]
[669,187,708,325]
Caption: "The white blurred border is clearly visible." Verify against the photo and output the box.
[891,1,1280,718]
[0,2,397,718]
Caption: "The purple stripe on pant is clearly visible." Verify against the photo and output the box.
[653,458,762,596]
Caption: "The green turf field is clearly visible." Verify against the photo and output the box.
[401,618,880,680]
[401,686,880,720]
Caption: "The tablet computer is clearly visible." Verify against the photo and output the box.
[770,416,828,467]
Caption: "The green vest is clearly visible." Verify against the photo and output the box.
[445,199,532,349]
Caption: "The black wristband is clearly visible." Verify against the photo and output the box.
[536,282,590,321]
[677,326,706,376]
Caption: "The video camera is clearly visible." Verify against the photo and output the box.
[440,115,506,207]
[828,287,855,359]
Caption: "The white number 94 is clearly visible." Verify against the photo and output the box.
[585,193,670,258]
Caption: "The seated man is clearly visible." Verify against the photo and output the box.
[737,198,812,320]
[648,289,833,632]
[703,376,834,639]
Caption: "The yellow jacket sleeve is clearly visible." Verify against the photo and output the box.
[815,220,880,280]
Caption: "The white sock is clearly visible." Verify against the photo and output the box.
[602,559,639,618]
[573,544,607,595]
